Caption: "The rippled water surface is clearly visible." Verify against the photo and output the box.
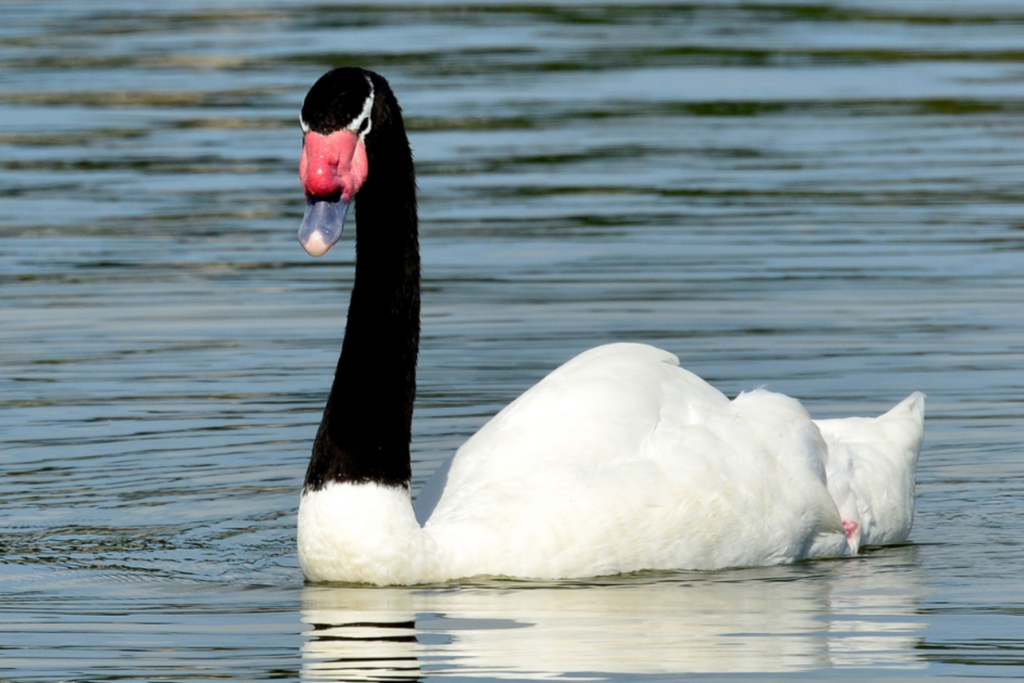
[4,1,1024,680]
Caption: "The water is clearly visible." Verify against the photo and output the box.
[2,0,1024,679]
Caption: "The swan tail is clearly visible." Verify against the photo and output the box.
[815,392,925,552]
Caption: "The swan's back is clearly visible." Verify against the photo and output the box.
[417,343,868,579]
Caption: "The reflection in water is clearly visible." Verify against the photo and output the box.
[301,550,926,681]
[302,615,422,682]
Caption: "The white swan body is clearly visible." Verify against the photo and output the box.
[298,343,924,585]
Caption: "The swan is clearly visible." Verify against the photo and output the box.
[294,67,925,585]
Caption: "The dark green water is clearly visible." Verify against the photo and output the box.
[3,1,1024,680]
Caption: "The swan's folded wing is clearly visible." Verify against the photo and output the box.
[420,343,852,578]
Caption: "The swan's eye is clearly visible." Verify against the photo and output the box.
[358,117,369,134]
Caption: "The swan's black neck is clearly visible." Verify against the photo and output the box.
[303,73,419,492]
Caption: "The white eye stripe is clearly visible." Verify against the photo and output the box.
[300,86,312,132]
[346,75,375,139]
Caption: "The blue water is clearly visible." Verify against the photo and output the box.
[3,1,1024,680]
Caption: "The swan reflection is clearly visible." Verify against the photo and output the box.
[301,548,925,681]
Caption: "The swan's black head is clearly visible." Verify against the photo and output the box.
[296,68,377,257]
[300,67,375,136]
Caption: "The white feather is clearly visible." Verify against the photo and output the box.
[297,343,924,585]
[816,391,925,549]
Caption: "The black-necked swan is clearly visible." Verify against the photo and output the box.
[294,67,925,585]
